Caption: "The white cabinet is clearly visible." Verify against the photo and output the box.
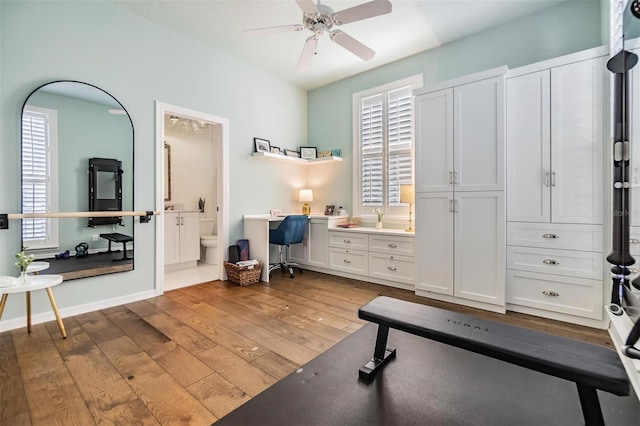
[164,211,200,267]
[505,50,607,326]
[415,191,505,306]
[415,76,504,193]
[288,217,344,268]
[326,230,415,288]
[506,57,605,224]
[414,69,506,311]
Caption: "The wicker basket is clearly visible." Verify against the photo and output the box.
[224,261,262,286]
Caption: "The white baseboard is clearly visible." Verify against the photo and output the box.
[0,289,157,333]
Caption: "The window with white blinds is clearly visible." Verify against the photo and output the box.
[21,106,58,249]
[353,75,422,218]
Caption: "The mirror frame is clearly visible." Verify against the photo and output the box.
[20,80,135,280]
[164,142,171,201]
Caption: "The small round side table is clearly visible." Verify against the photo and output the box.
[0,274,66,338]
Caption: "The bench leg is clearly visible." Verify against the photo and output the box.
[359,324,396,381]
[576,384,604,426]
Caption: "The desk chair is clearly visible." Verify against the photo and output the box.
[268,215,308,278]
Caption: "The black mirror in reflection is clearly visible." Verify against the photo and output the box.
[21,81,134,280]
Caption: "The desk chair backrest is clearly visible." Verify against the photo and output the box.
[269,215,308,246]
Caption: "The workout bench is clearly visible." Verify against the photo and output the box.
[358,296,630,426]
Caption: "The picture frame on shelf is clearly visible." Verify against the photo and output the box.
[270,146,282,155]
[318,150,332,158]
[300,146,317,159]
[286,149,301,158]
[324,205,335,216]
[254,137,270,153]
[330,149,342,157]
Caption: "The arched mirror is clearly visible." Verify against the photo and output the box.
[21,81,134,279]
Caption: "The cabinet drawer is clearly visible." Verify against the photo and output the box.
[368,253,414,285]
[507,222,602,251]
[506,270,603,320]
[369,235,415,256]
[329,248,368,275]
[507,246,602,279]
[328,231,368,250]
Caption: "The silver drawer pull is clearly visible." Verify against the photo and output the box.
[388,266,397,271]
[630,239,640,244]
[343,239,351,244]
[542,290,560,297]
[388,243,397,248]
[542,259,559,265]
[542,233,559,239]
[343,259,351,264]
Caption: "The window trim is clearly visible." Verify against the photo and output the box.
[352,74,423,221]
[21,105,59,250]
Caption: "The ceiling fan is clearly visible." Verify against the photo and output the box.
[244,0,392,72]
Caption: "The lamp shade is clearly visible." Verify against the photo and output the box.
[299,189,314,202]
[400,184,415,204]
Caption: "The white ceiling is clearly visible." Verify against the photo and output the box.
[111,0,567,91]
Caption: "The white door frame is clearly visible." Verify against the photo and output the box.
[154,101,229,294]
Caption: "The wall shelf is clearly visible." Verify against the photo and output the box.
[252,151,343,165]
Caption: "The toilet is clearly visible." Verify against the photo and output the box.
[199,218,218,265]
[200,235,218,265]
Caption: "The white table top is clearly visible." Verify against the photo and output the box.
[27,261,50,274]
[0,274,63,293]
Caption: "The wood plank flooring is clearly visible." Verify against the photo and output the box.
[0,270,613,425]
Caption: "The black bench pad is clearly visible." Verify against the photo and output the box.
[359,296,630,396]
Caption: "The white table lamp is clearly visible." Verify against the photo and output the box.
[400,184,415,232]
[299,189,313,215]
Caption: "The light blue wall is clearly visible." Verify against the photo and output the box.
[0,1,307,322]
[307,0,605,215]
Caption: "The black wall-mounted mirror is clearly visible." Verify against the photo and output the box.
[88,157,123,226]
[21,81,134,280]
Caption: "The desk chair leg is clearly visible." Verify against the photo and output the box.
[45,287,66,339]
[0,293,8,319]
[26,291,31,333]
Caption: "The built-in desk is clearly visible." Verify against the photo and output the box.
[243,215,415,287]
[243,214,346,282]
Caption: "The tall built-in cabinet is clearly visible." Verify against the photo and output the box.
[505,47,608,327]
[414,67,506,312]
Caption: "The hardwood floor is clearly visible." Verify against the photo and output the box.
[0,270,612,425]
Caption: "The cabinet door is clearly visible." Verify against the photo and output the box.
[551,56,605,224]
[454,191,505,306]
[180,212,201,262]
[415,88,454,192]
[454,76,505,192]
[415,192,454,295]
[307,220,328,268]
[164,212,180,265]
[288,226,307,265]
[506,70,551,222]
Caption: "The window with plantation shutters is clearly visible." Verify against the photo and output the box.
[21,106,58,249]
[353,75,422,218]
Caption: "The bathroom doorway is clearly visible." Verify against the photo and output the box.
[154,102,229,293]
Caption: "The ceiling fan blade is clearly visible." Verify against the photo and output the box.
[330,30,375,61]
[333,0,392,25]
[295,0,318,16]
[297,36,318,72]
[244,24,304,35]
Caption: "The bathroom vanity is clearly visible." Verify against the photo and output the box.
[164,210,200,270]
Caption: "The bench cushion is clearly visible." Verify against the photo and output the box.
[359,296,629,396]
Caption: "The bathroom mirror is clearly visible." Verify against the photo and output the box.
[21,81,134,279]
[164,143,171,201]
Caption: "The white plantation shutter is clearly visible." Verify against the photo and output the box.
[355,75,421,216]
[21,107,58,249]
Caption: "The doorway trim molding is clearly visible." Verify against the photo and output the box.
[154,101,230,294]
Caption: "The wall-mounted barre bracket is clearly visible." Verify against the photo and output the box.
[0,210,159,230]
[140,211,154,223]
